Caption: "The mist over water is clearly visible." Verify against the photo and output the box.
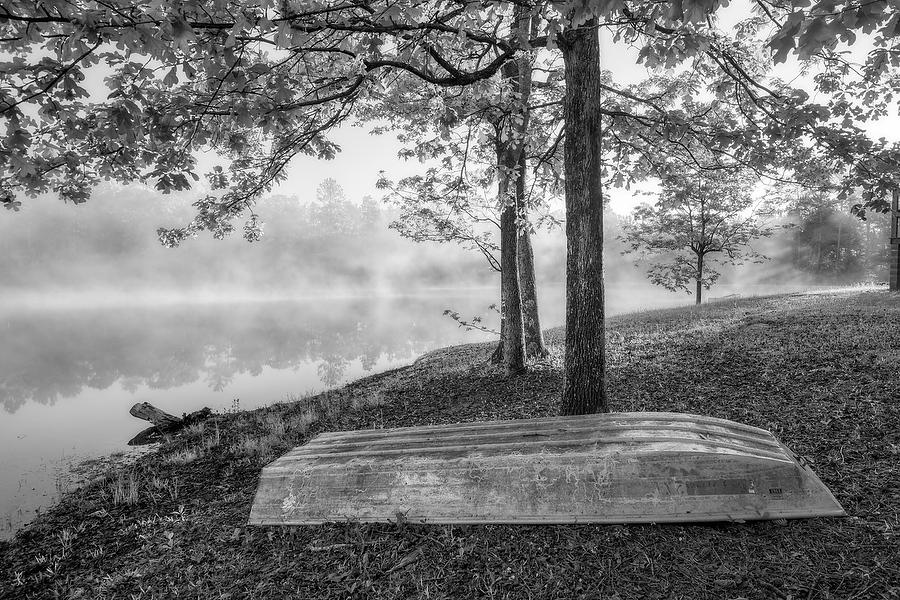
[0,295,504,538]
[0,182,884,538]
[2,182,883,312]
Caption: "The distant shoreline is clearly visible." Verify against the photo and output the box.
[0,280,880,312]
[0,286,509,310]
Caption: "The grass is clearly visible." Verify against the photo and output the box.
[106,471,140,506]
[1,287,898,599]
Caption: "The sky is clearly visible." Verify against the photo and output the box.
[263,0,900,216]
[30,0,900,215]
[267,19,655,213]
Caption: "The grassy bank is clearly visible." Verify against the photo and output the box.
[2,288,899,599]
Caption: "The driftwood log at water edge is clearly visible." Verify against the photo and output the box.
[128,402,212,446]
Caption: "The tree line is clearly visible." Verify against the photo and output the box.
[0,180,498,293]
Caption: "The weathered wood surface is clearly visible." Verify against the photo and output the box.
[248,412,845,525]
[130,403,183,430]
[128,403,212,446]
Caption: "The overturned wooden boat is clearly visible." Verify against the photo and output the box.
[249,412,845,525]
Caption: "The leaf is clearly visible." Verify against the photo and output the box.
[170,16,196,52]
[163,67,178,87]
[769,11,804,63]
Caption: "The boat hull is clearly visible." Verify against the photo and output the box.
[248,412,845,525]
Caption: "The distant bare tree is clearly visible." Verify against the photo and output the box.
[315,179,347,205]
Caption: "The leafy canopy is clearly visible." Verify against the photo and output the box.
[1,0,899,238]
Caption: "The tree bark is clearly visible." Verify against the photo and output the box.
[493,218,549,362]
[128,402,212,445]
[695,254,703,305]
[491,315,505,364]
[792,217,800,267]
[130,402,182,430]
[559,21,606,415]
[836,219,842,268]
[816,212,824,272]
[491,7,534,372]
[517,156,549,358]
[498,192,526,374]
[495,55,527,375]
[519,226,548,358]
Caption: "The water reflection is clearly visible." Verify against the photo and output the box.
[0,297,498,413]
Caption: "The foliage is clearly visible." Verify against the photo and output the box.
[315,178,345,203]
[385,172,503,272]
[0,0,524,242]
[443,305,501,335]
[374,5,900,277]
[622,166,774,298]
[771,189,895,281]
[3,0,900,411]
[794,205,865,275]
[312,178,357,236]
[1,0,899,240]
[368,31,562,273]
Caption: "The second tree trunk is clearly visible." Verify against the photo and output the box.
[695,254,703,305]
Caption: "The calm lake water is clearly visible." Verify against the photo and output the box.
[1,290,539,538]
[0,282,820,539]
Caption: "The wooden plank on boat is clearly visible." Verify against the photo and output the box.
[248,412,845,525]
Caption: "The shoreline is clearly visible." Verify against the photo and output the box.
[2,287,898,599]
[2,283,886,541]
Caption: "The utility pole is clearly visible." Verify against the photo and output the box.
[891,189,899,291]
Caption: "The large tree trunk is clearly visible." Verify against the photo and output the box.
[559,22,606,416]
[517,155,549,358]
[891,189,900,291]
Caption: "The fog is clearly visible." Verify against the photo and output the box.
[3,178,885,416]
[3,181,884,312]
[4,180,885,413]
[0,186,492,306]
[8,177,880,420]
[3,180,892,537]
